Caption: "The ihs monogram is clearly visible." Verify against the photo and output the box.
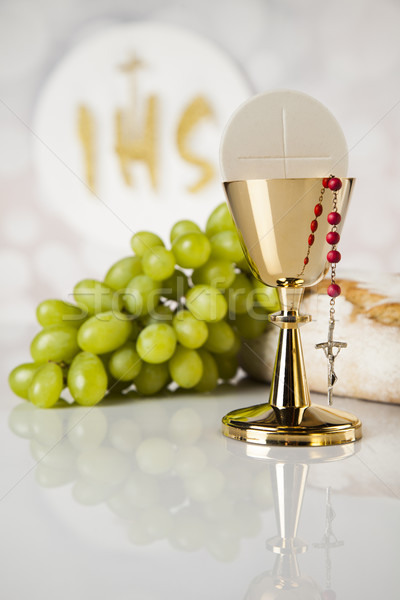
[77,54,215,195]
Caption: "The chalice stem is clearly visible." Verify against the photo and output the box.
[267,461,309,580]
[268,287,311,426]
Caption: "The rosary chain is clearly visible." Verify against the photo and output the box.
[329,188,339,321]
[298,185,325,277]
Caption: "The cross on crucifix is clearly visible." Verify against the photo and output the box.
[315,319,347,405]
[238,108,331,177]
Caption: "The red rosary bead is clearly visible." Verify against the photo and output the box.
[310,219,318,232]
[308,234,315,246]
[326,231,340,245]
[304,257,309,265]
[314,204,323,217]
[327,249,341,263]
[322,177,331,188]
[328,177,342,191]
[327,211,341,225]
[327,283,341,297]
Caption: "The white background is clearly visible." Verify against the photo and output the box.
[0,5,399,597]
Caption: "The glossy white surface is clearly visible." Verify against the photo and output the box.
[1,372,399,599]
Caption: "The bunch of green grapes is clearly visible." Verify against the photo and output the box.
[9,203,280,408]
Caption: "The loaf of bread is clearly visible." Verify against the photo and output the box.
[239,273,400,404]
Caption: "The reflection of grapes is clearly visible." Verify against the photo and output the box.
[9,399,274,562]
[8,204,280,407]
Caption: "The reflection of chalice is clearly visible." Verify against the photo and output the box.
[221,178,362,446]
[226,442,355,600]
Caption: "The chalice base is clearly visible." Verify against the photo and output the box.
[222,403,362,446]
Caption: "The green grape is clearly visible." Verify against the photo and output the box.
[225,273,254,315]
[222,331,241,357]
[194,349,219,392]
[172,310,208,349]
[36,299,86,328]
[204,320,236,354]
[253,280,281,312]
[29,363,64,408]
[210,230,244,263]
[109,342,142,381]
[233,308,268,339]
[74,279,122,315]
[172,232,211,269]
[205,203,235,238]
[123,274,160,316]
[103,353,135,393]
[136,323,177,364]
[30,324,79,363]
[169,345,203,388]
[142,303,174,326]
[77,311,132,354]
[104,256,142,290]
[215,353,238,381]
[68,352,108,406]
[161,269,189,300]
[186,285,227,323]
[9,363,41,399]
[134,362,170,395]
[142,246,175,281]
[192,258,235,290]
[131,231,164,257]
[170,220,201,244]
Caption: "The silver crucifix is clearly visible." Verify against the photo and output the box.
[315,319,347,405]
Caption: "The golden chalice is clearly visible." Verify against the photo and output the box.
[222,178,362,446]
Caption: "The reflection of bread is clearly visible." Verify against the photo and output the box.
[240,274,400,404]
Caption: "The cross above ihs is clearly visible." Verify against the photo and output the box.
[115,53,158,189]
[117,54,146,136]
[315,319,347,405]
[118,55,145,72]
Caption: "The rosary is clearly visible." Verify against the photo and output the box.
[302,176,347,406]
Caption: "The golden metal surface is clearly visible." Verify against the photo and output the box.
[268,290,310,424]
[224,178,354,288]
[222,403,362,446]
[222,178,362,447]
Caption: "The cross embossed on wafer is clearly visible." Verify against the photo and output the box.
[315,318,347,405]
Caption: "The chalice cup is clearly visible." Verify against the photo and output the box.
[222,178,362,446]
